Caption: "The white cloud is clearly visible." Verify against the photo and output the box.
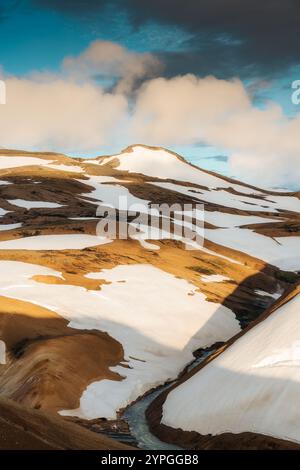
[0,42,299,188]
[130,75,300,188]
[130,74,251,144]
[62,40,162,94]
[0,76,127,153]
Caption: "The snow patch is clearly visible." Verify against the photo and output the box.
[7,199,63,209]
[205,228,300,271]
[0,340,6,365]
[0,223,22,231]
[0,234,112,250]
[81,176,149,209]
[0,208,10,217]
[255,289,282,300]
[0,156,54,170]
[201,274,230,283]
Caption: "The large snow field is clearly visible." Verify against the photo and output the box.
[0,261,240,419]
[162,293,300,444]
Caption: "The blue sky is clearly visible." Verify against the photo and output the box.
[0,0,299,186]
[0,1,191,75]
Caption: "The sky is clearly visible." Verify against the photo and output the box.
[0,0,300,188]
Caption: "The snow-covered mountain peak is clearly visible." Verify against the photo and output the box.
[93,144,255,192]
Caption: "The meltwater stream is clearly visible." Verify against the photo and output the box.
[123,349,215,450]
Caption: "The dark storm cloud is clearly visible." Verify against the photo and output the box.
[33,0,300,77]
[127,0,300,77]
[32,0,108,14]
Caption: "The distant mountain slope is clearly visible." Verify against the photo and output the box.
[87,144,300,270]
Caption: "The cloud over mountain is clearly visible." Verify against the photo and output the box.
[62,40,162,94]
[0,75,127,152]
[0,41,300,187]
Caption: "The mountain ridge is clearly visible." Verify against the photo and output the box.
[0,144,298,196]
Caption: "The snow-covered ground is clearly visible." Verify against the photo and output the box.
[78,176,206,250]
[0,234,112,250]
[7,199,63,209]
[204,212,279,228]
[150,182,300,214]
[0,261,240,419]
[148,181,300,270]
[128,215,204,251]
[0,156,54,170]
[0,156,82,174]
[80,175,149,209]
[162,292,300,444]
[205,228,300,271]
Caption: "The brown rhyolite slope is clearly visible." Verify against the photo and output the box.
[0,296,123,412]
[0,394,133,450]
